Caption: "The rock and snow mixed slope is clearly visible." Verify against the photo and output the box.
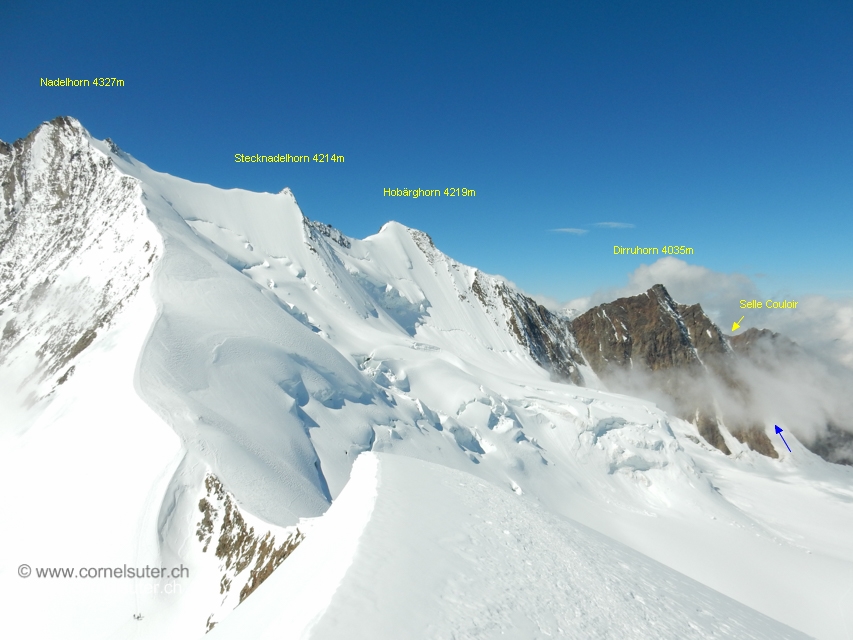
[1,117,852,639]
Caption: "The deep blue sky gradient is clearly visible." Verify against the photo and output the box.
[3,0,852,302]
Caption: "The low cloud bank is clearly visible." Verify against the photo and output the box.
[603,332,853,458]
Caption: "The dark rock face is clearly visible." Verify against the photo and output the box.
[729,422,778,457]
[471,271,586,385]
[806,424,853,466]
[695,412,731,455]
[572,284,703,374]
[676,302,731,369]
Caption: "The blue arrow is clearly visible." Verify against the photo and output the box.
[775,425,791,452]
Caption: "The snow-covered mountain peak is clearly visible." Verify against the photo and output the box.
[277,185,298,202]
[0,116,158,411]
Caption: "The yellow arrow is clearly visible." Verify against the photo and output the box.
[732,315,745,332]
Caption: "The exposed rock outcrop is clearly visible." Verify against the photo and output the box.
[571,284,704,374]
[471,271,586,385]
[197,474,303,632]
[806,423,853,466]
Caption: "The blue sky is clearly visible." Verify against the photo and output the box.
[3,0,852,304]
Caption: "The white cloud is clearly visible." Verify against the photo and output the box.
[594,222,635,229]
[550,222,635,236]
[566,257,758,321]
[766,295,853,368]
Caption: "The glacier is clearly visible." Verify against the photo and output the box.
[1,117,852,638]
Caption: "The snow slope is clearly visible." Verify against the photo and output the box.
[2,118,852,638]
[210,452,808,640]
